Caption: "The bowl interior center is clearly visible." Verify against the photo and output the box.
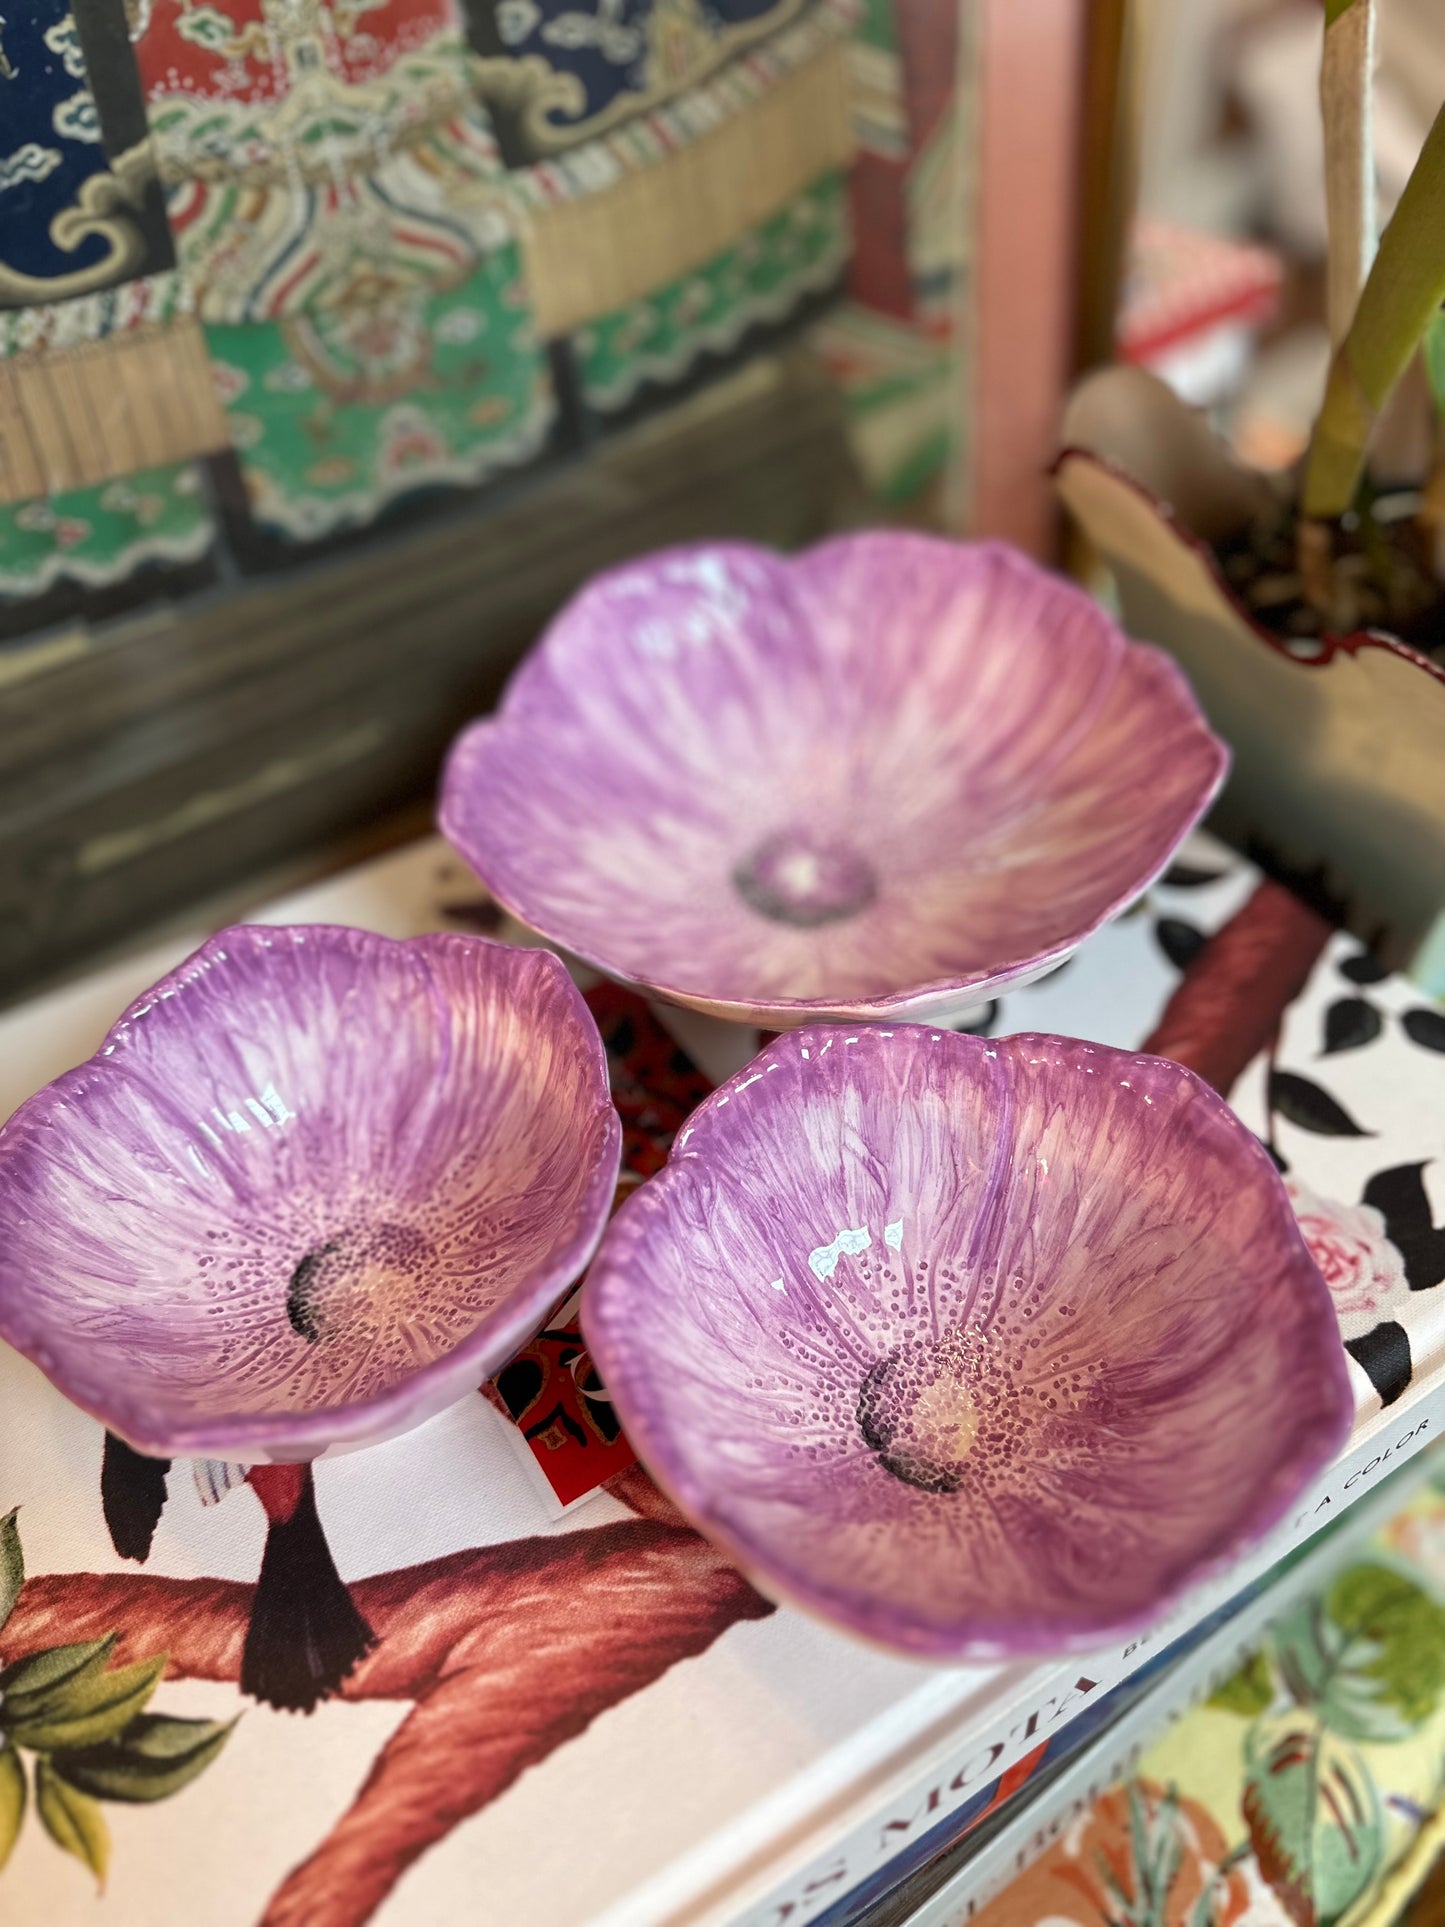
[857,1331,983,1494]
[285,1222,439,1351]
[733,830,877,929]
[186,1191,542,1419]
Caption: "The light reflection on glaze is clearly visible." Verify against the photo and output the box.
[808,1225,872,1281]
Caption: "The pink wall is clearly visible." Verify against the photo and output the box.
[970,0,1086,558]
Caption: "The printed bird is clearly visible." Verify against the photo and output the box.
[100,1434,375,1712]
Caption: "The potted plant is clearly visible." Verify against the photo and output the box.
[1056,0,1445,986]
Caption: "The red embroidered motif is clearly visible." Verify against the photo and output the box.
[485,983,714,1504]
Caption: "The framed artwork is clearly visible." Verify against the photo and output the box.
[0,0,1097,602]
[0,0,1098,993]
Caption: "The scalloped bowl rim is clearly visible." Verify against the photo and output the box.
[0,924,623,1461]
[440,536,1231,1027]
[581,1024,1354,1659]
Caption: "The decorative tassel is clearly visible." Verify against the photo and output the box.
[100,1431,171,1563]
[240,1465,376,1714]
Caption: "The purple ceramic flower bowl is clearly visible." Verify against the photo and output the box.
[440,534,1228,1028]
[581,1026,1352,1659]
[0,926,620,1463]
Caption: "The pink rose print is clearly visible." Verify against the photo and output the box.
[1286,1178,1410,1337]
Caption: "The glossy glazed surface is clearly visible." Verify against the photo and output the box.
[441,534,1228,1027]
[0,926,620,1461]
[582,1025,1352,1657]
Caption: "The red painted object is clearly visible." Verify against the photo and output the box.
[483,982,716,1505]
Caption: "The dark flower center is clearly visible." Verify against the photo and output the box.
[287,1223,438,1345]
[734,831,877,929]
[857,1333,980,1494]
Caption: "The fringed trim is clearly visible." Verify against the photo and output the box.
[0,318,228,504]
[520,40,854,338]
[512,0,859,209]
[0,271,193,361]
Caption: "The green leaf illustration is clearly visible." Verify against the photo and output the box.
[1274,1565,1445,1741]
[53,1713,236,1804]
[1210,1651,1276,1717]
[35,1756,109,1889]
[0,1511,21,1638]
[0,1744,25,1873]
[1243,1712,1382,1927]
[1190,1847,1251,1927]
[0,1636,116,1715]
[6,1652,167,1754]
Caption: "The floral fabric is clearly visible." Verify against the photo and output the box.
[1286,1180,1414,1344]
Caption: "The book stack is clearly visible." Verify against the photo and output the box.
[0,826,1440,1927]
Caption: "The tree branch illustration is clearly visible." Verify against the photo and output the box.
[3,1489,771,1927]
[1143,877,1333,1098]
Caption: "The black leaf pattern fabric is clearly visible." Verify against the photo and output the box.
[1269,1070,1373,1138]
[1339,949,1390,985]
[1155,918,1208,971]
[1362,1165,1445,1292]
[1161,862,1227,889]
[1321,999,1383,1056]
[1402,1009,1445,1053]
[1343,1322,1412,1408]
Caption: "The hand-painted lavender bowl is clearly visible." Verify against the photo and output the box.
[0,926,620,1463]
[441,534,1228,1029]
[582,1026,1352,1659]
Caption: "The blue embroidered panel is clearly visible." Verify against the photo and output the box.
[464,0,808,160]
[0,0,173,307]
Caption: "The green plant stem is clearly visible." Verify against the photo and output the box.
[1302,101,1445,522]
[1321,0,1376,349]
[1424,310,1445,575]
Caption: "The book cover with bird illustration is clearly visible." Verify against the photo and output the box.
[0,829,1441,1925]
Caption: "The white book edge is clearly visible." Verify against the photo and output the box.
[603,1375,1442,1927]
[904,1450,1439,1926]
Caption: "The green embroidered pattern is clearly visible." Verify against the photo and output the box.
[574,172,848,412]
[0,462,212,599]
[205,247,554,541]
